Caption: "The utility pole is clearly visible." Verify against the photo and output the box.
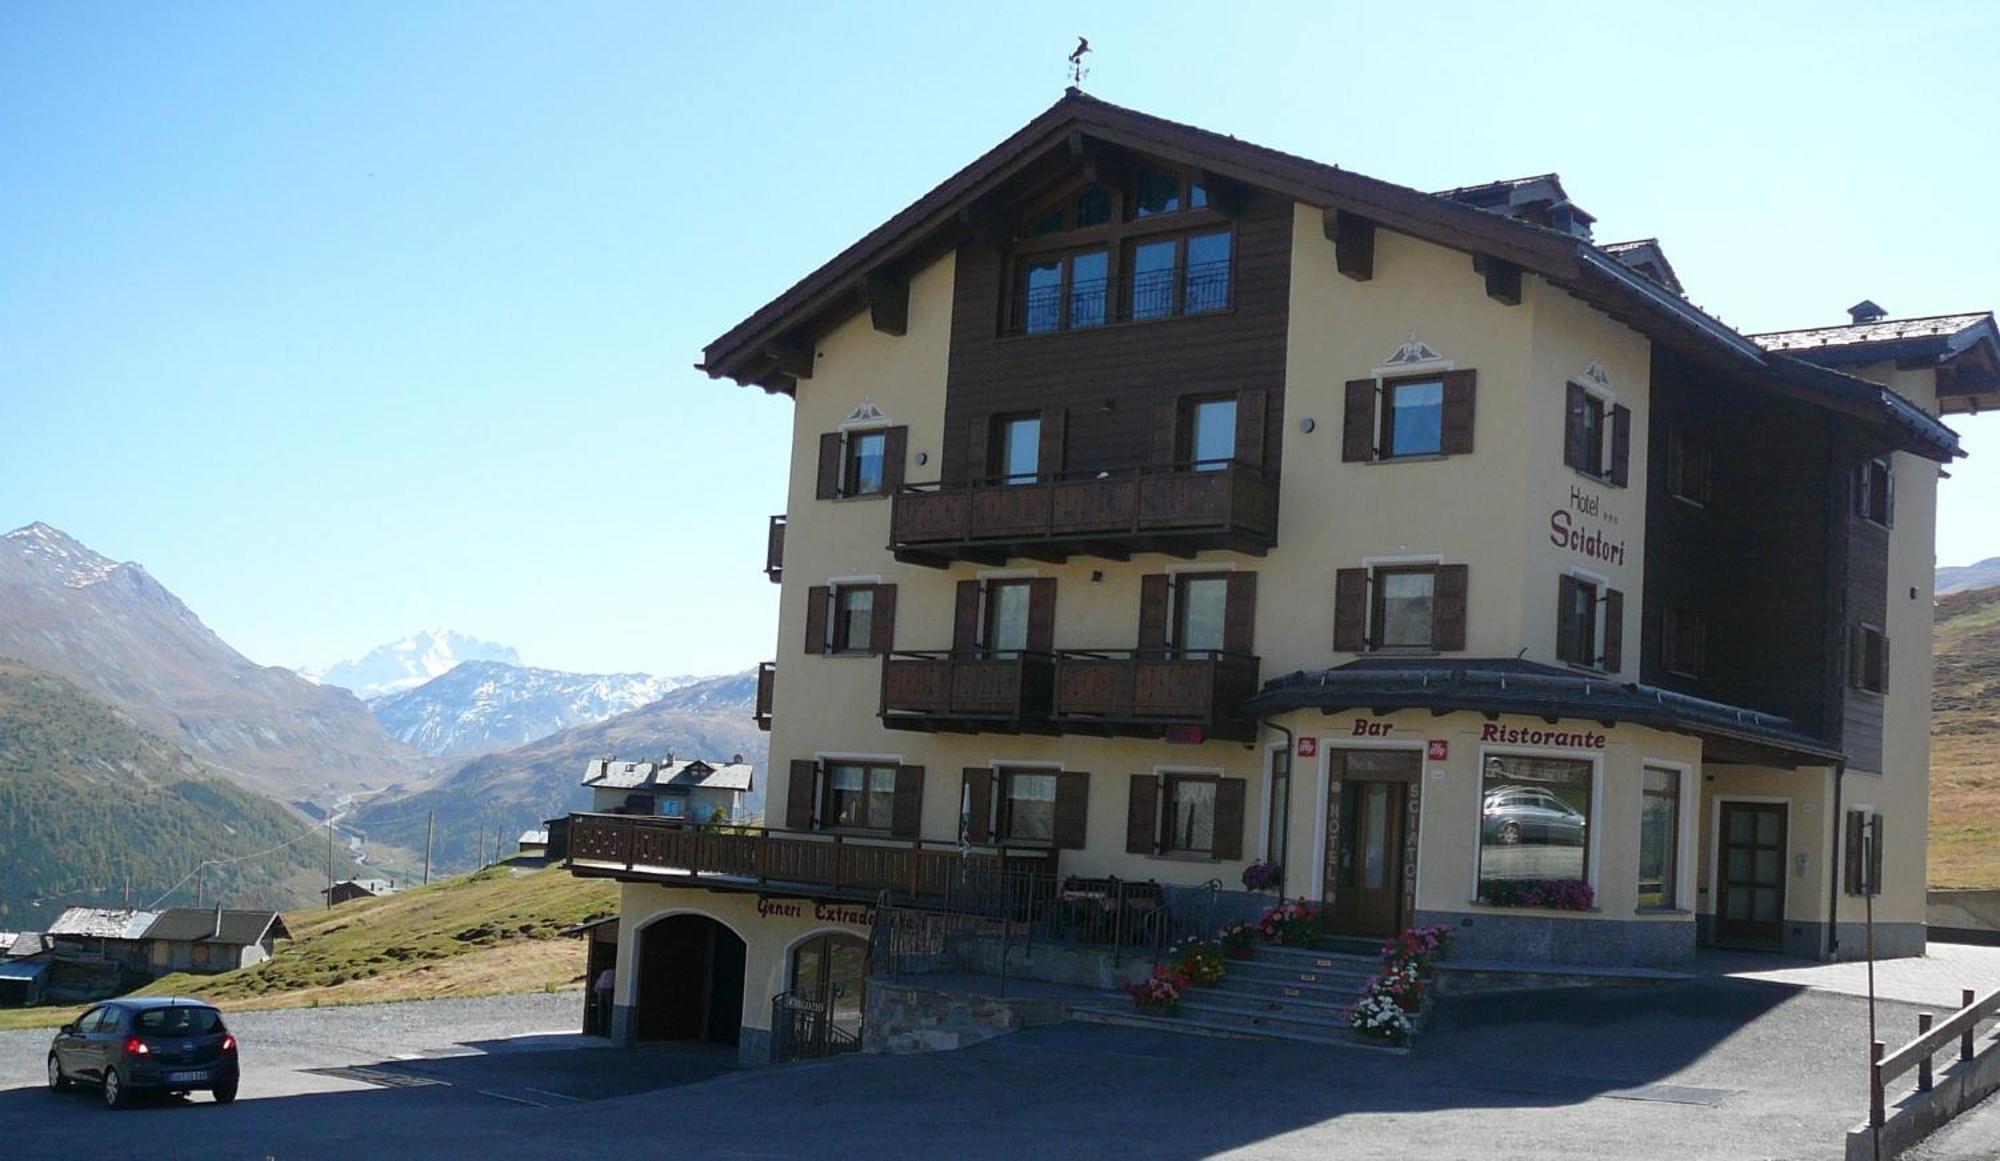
[326,818,335,909]
[477,816,486,870]
[195,863,205,909]
[423,810,435,886]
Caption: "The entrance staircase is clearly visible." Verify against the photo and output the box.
[1070,937,1414,1051]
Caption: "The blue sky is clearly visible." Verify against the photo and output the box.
[4,2,1996,677]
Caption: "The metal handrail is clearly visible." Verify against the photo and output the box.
[894,458,1276,494]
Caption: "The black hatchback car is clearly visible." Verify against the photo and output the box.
[47,997,240,1108]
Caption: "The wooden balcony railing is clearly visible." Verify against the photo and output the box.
[754,661,775,731]
[564,812,1057,901]
[879,650,1055,733]
[1051,649,1260,742]
[889,461,1278,567]
[765,515,786,583]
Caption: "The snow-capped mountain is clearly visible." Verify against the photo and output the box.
[308,629,521,699]
[367,659,710,756]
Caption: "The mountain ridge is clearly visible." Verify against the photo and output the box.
[367,658,709,757]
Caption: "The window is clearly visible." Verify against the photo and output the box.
[1373,568,1437,648]
[984,580,1033,654]
[996,415,1041,484]
[831,586,874,653]
[1185,397,1237,470]
[1853,624,1888,694]
[842,430,887,497]
[1335,563,1466,653]
[1556,574,1622,671]
[192,943,210,966]
[1135,169,1184,217]
[660,797,686,820]
[1638,767,1680,909]
[1266,745,1291,882]
[1174,574,1229,654]
[1383,380,1445,458]
[1667,429,1712,505]
[1183,231,1232,315]
[1075,186,1112,227]
[999,769,1057,843]
[1162,774,1219,855]
[1662,607,1706,678]
[1129,238,1178,321]
[826,763,898,830]
[1016,249,1110,334]
[1857,458,1893,526]
[1564,383,1631,486]
[1478,755,1592,890]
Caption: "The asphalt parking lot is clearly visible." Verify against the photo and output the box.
[0,980,1995,1160]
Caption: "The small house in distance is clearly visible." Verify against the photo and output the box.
[46,908,157,971]
[517,830,550,857]
[322,879,397,906]
[583,756,755,823]
[142,908,291,975]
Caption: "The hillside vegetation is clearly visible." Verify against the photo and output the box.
[1931,585,2000,888]
[0,659,351,922]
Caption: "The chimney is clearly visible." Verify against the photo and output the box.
[731,753,743,765]
[1848,300,1888,325]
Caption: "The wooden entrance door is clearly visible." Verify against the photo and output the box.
[1325,750,1418,937]
[1716,802,1787,949]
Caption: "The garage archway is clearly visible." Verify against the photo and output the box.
[634,914,746,1045]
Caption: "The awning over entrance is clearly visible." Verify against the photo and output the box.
[1240,658,1843,768]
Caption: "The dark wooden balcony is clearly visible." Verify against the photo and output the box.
[1051,649,1260,743]
[879,650,1055,734]
[754,661,775,731]
[564,812,1056,902]
[889,461,1278,568]
[765,515,785,583]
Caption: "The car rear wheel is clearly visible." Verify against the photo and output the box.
[47,1054,70,1092]
[212,1081,237,1105]
[1497,820,1522,845]
[102,1067,128,1109]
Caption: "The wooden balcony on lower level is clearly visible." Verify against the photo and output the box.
[889,462,1279,568]
[754,661,775,732]
[564,812,1056,902]
[879,650,1055,734]
[1051,649,1260,743]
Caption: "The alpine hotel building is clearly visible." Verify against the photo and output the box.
[566,92,1999,1063]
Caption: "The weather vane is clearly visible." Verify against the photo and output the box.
[1067,36,1091,88]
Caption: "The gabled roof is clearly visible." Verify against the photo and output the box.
[1751,312,1995,357]
[698,90,1960,460]
[142,908,290,946]
[1241,658,1844,768]
[47,908,157,940]
[324,878,394,897]
[518,829,550,846]
[4,932,47,958]
[1599,238,1683,296]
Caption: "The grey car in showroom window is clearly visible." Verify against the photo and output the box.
[47,997,240,1108]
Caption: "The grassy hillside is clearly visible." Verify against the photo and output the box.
[0,659,355,923]
[1931,585,2000,888]
[0,865,616,1029]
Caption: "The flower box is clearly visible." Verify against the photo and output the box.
[1475,877,1595,911]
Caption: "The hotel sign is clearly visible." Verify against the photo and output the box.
[1549,486,1626,567]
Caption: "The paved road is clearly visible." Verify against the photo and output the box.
[1,980,1996,1159]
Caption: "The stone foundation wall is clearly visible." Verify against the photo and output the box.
[1418,908,1696,965]
[862,981,1069,1055]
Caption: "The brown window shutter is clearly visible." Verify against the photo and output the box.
[891,765,925,838]
[881,426,908,492]
[961,768,993,844]
[1125,774,1160,855]
[1053,771,1090,850]
[816,432,844,500]
[1440,370,1476,455]
[1602,588,1625,670]
[785,759,818,831]
[868,584,898,656]
[1884,463,1896,528]
[1026,577,1058,654]
[1609,404,1632,487]
[1563,383,1588,471]
[1234,388,1268,467]
[1151,399,1181,467]
[1556,575,1582,664]
[1843,810,1865,895]
[952,580,982,657]
[1692,610,1709,676]
[1342,379,1377,462]
[1039,408,1066,481]
[1849,625,1865,689]
[803,586,830,655]
[1334,568,1368,652]
[1433,564,1469,651]
[1212,778,1247,861]
[1222,572,1257,656]
[1867,813,1885,897]
[966,415,991,483]
[1879,632,1890,691]
[1138,574,1170,655]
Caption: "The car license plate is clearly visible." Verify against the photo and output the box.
[167,1070,207,1083]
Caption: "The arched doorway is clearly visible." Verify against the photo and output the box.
[774,932,867,1060]
[635,914,746,1045]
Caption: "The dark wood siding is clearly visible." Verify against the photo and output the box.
[942,190,1293,484]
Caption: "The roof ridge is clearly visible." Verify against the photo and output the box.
[1748,310,1995,336]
